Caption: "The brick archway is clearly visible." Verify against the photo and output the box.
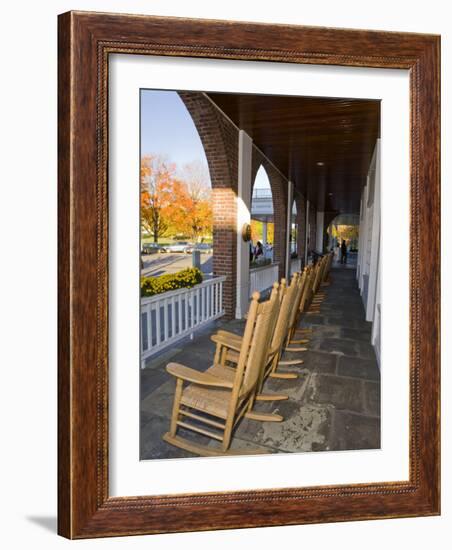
[251,151,288,279]
[324,211,341,232]
[178,92,238,318]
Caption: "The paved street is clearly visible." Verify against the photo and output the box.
[141,251,213,277]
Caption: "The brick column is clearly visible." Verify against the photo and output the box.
[178,92,238,318]
[295,193,306,265]
[309,203,317,253]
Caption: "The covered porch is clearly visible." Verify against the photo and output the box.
[140,90,382,457]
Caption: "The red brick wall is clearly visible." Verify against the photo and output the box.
[251,148,288,280]
[178,92,238,318]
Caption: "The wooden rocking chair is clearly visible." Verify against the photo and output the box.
[285,267,312,347]
[244,272,307,384]
[291,265,315,338]
[162,290,281,457]
[212,273,307,384]
[307,256,329,313]
[210,281,281,368]
[321,251,334,285]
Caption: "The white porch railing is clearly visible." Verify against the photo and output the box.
[141,276,226,367]
[249,263,279,297]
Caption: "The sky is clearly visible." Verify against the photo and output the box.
[140,89,271,191]
[254,165,271,189]
[140,90,211,183]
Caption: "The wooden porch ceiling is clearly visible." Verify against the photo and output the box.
[207,92,380,215]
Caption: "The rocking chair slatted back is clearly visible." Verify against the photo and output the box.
[298,266,312,313]
[312,258,325,295]
[267,281,282,339]
[256,274,300,380]
[285,268,309,341]
[239,289,280,398]
[269,277,296,355]
[287,269,308,333]
[302,264,317,312]
[231,291,261,381]
[323,251,333,281]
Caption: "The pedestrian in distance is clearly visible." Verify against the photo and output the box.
[340,239,348,264]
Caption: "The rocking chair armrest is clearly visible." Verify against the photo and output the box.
[215,330,242,342]
[210,333,243,351]
[166,363,234,388]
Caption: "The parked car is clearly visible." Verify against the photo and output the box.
[165,241,192,253]
[192,243,213,254]
[141,242,166,254]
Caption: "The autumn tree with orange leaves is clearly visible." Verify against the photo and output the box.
[140,155,175,242]
[141,156,213,242]
[174,161,212,242]
[251,220,274,244]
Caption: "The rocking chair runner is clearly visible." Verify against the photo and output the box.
[162,290,281,457]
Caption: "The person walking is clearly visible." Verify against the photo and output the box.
[254,241,264,261]
[340,239,347,264]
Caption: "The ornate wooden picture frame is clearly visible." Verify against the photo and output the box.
[58,11,440,538]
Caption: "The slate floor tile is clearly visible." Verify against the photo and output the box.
[330,411,381,450]
[307,373,365,413]
[337,356,380,381]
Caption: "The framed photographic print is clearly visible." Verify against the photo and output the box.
[58,11,440,538]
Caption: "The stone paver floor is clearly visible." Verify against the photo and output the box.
[140,262,380,459]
